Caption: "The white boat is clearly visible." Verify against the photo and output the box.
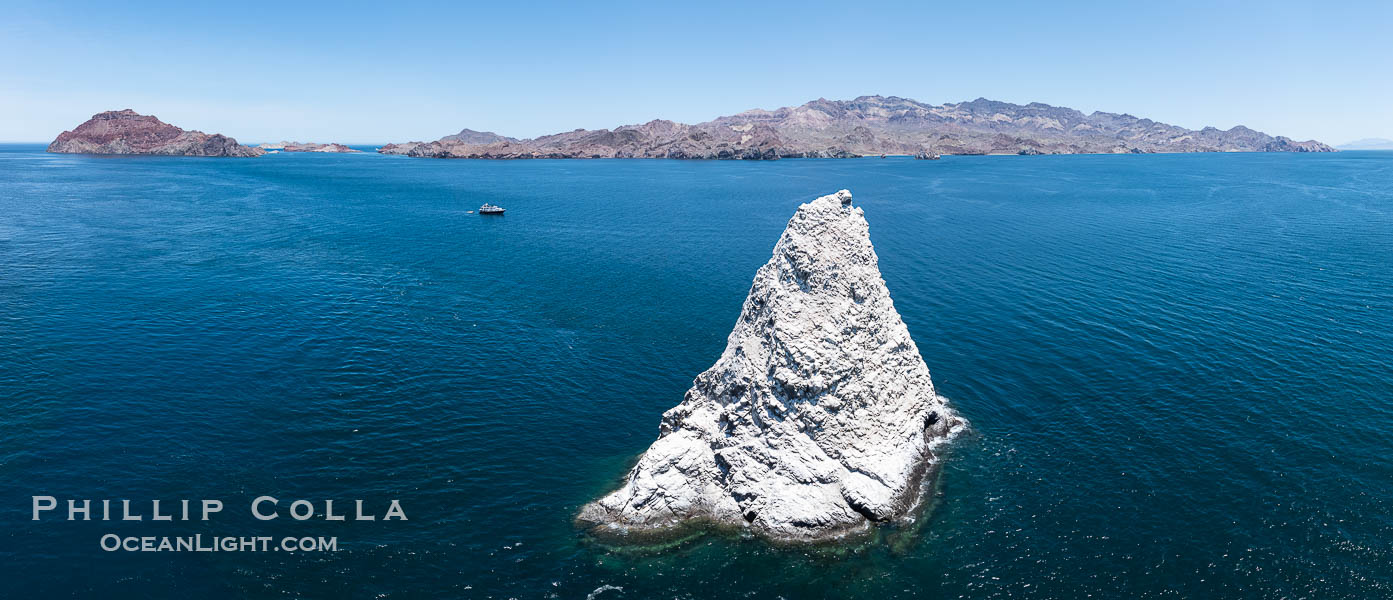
[479,203,505,214]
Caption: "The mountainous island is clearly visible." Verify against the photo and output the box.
[380,95,1335,160]
[579,190,964,542]
[47,110,263,157]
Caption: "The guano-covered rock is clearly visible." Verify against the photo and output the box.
[579,189,965,542]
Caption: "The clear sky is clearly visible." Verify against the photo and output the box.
[2,0,1388,144]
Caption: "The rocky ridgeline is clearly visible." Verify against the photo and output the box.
[579,190,965,542]
[47,110,262,157]
[381,95,1335,160]
[378,121,858,160]
[439,128,518,144]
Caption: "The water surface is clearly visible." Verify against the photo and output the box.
[1,146,1391,598]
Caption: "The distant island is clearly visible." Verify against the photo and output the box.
[379,95,1335,159]
[258,141,361,153]
[1337,138,1393,150]
[47,110,262,157]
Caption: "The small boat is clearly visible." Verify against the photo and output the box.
[479,203,505,215]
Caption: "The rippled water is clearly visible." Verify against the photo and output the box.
[1,145,1391,598]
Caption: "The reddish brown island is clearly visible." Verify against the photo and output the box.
[47,110,263,157]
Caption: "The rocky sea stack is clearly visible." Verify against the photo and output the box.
[47,110,263,157]
[580,190,965,542]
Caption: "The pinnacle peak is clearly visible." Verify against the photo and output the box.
[579,189,962,542]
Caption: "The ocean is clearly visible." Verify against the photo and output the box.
[1,145,1390,598]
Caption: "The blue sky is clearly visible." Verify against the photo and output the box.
[2,0,1388,144]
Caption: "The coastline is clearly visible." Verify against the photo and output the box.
[374,148,1341,160]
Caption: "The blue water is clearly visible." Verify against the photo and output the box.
[2,145,1391,598]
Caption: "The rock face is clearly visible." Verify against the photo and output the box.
[381,95,1334,160]
[48,110,262,157]
[1259,136,1338,153]
[579,190,965,542]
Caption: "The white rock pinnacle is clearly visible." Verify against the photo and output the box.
[580,189,964,541]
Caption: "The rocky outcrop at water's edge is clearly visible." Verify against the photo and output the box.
[578,189,965,542]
